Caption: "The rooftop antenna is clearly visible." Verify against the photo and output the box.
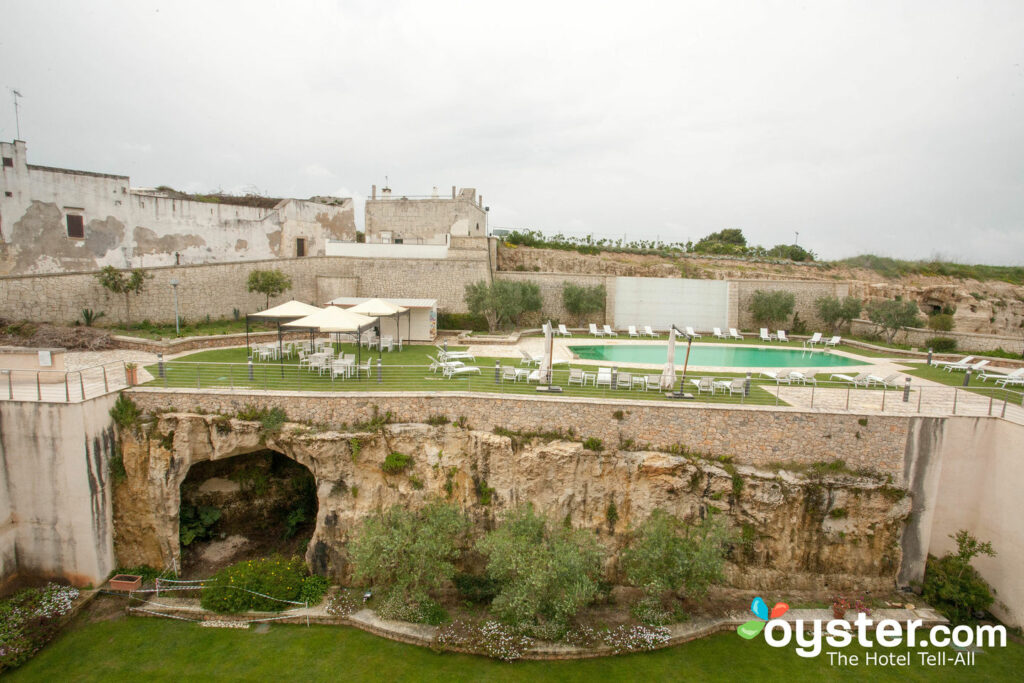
[9,88,22,139]
[794,231,799,246]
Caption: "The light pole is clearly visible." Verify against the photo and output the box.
[170,279,180,337]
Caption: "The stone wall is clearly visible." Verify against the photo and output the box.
[494,271,613,326]
[127,389,911,477]
[850,320,1023,354]
[365,188,487,244]
[733,279,851,331]
[0,394,118,589]
[0,252,490,324]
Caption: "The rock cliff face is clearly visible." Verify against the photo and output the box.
[114,415,910,591]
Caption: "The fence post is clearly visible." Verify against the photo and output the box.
[377,359,382,384]
[881,387,886,411]
[37,373,41,401]
[810,383,814,408]
[103,366,109,393]
[1002,399,1008,419]
[5,370,11,400]
[917,385,922,412]
[953,388,958,415]
[988,395,993,416]
[65,374,70,402]
[80,371,86,400]
[845,387,850,411]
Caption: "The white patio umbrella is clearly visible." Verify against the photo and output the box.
[245,300,325,367]
[346,298,410,347]
[539,321,554,384]
[660,326,677,390]
[284,307,378,370]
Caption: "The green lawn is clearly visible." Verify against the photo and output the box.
[146,345,788,407]
[903,365,1024,404]
[9,616,1024,682]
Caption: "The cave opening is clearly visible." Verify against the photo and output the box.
[177,450,317,577]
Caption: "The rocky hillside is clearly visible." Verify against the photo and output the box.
[497,245,1024,336]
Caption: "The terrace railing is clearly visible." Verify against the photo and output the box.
[141,360,1024,423]
[0,361,131,403]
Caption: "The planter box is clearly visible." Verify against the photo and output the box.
[109,574,143,592]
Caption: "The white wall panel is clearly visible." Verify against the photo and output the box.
[614,277,729,331]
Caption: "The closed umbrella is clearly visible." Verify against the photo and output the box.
[539,321,554,384]
[660,326,677,390]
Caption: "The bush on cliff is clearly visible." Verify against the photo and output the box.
[349,501,468,624]
[921,530,997,624]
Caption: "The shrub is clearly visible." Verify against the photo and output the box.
[437,312,490,332]
[109,394,140,430]
[749,290,795,328]
[562,282,606,324]
[921,530,997,623]
[179,504,221,546]
[621,509,734,618]
[325,589,360,617]
[235,405,287,436]
[435,619,532,661]
[425,414,450,426]
[0,583,80,673]
[815,295,862,333]
[453,573,500,604]
[298,574,329,605]
[381,452,413,474]
[201,555,308,613]
[582,437,603,451]
[926,336,957,353]
[866,299,922,343]
[349,502,468,623]
[927,313,955,332]
[476,504,603,637]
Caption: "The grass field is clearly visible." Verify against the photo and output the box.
[146,346,789,407]
[8,616,1023,682]
[903,365,1024,404]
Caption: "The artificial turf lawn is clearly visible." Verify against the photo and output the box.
[146,345,788,407]
[8,616,1024,682]
[903,364,1023,403]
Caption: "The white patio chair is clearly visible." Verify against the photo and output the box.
[558,324,572,337]
[628,325,639,338]
[567,368,585,386]
[777,330,789,343]
[714,378,746,396]
[643,325,658,338]
[759,328,775,342]
[603,325,617,337]
[589,323,603,337]
[729,328,744,340]
[595,367,613,388]
[690,376,715,394]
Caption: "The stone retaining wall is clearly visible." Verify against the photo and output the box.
[850,319,1024,354]
[126,389,911,477]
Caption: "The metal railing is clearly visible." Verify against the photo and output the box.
[140,360,1024,422]
[0,361,130,403]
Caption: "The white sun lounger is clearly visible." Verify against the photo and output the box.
[825,336,841,347]
[643,325,658,338]
[788,370,816,385]
[760,370,791,384]
[830,372,874,387]
[867,373,901,388]
[444,364,481,378]
[589,323,603,337]
[713,328,728,339]
[760,328,775,342]
[729,328,743,340]
[685,326,701,339]
[557,324,572,337]
[713,378,746,395]
[519,349,542,366]
[933,355,974,369]
[980,368,1024,383]
[628,325,640,338]
[603,325,617,337]
[777,330,790,343]
[805,332,823,347]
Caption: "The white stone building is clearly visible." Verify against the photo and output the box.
[363,185,488,245]
[0,140,356,275]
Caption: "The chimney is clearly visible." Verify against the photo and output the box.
[478,194,483,207]
[432,186,439,198]
[382,187,391,199]
[451,186,456,199]
[371,185,376,200]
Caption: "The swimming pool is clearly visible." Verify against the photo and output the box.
[568,344,865,367]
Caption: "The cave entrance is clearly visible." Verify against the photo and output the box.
[177,450,317,578]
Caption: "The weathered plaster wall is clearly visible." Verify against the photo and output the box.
[0,251,491,324]
[126,389,912,477]
[365,188,487,244]
[0,141,356,274]
[0,394,119,588]
[924,418,1024,627]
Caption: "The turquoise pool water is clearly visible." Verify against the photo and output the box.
[568,344,864,367]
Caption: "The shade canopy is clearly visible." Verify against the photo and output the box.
[249,300,323,320]
[346,298,408,316]
[539,321,554,384]
[283,306,377,333]
[660,326,677,390]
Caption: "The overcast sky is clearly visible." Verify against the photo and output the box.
[2,1,1023,264]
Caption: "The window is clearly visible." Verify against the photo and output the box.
[296,238,306,257]
[66,214,84,239]
[2,157,12,168]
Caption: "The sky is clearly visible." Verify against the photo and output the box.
[2,0,1023,264]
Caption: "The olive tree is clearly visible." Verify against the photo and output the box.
[349,501,468,624]
[476,504,603,639]
[814,295,863,334]
[561,282,606,325]
[95,266,152,327]
[246,269,293,309]
[621,510,734,624]
[748,289,795,329]
[464,280,543,331]
[866,298,922,344]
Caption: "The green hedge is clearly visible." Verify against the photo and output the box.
[438,312,489,332]
[201,555,323,613]
[925,336,957,353]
